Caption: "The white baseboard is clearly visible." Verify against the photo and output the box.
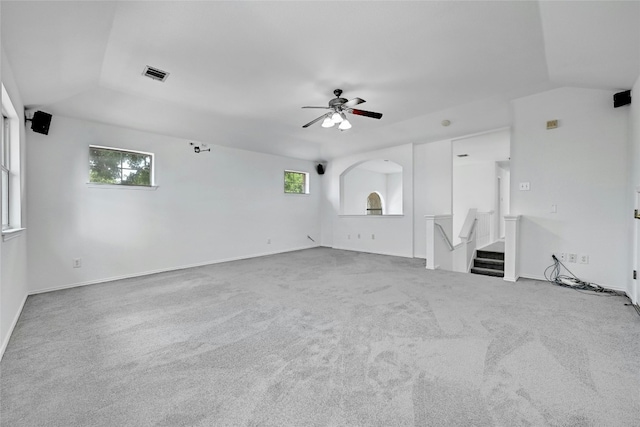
[331,246,411,259]
[30,244,320,295]
[0,293,28,361]
[518,273,629,294]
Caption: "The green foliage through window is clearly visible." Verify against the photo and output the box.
[284,171,307,194]
[89,146,152,186]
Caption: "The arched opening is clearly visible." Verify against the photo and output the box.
[340,159,403,215]
[366,192,383,215]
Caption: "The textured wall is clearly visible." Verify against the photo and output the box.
[26,116,321,293]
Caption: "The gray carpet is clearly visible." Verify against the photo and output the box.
[1,248,639,426]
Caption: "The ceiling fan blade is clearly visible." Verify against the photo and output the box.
[302,106,330,109]
[348,109,383,119]
[302,113,329,128]
[342,97,365,108]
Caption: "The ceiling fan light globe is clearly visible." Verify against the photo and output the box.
[331,112,343,123]
[321,117,335,128]
[338,120,352,130]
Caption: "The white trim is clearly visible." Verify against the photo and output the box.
[86,183,158,191]
[0,293,28,361]
[29,244,320,295]
[339,214,404,218]
[2,227,25,241]
[424,214,452,220]
[283,192,309,197]
[89,144,153,157]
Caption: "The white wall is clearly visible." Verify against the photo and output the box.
[629,75,640,304]
[511,87,629,291]
[386,172,402,214]
[323,144,413,257]
[26,116,321,293]
[452,162,496,244]
[342,167,402,216]
[0,50,29,358]
[342,168,387,215]
[413,140,452,259]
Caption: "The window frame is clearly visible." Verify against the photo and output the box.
[88,145,155,188]
[1,113,10,230]
[284,170,309,195]
[1,82,23,238]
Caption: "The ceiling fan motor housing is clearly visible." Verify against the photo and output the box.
[329,97,348,108]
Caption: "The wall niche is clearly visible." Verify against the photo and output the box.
[340,159,403,215]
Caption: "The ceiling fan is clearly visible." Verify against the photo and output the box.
[301,89,383,130]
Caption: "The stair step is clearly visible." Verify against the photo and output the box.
[474,258,505,270]
[471,267,504,277]
[476,250,504,261]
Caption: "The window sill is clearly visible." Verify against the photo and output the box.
[339,214,405,218]
[2,227,25,241]
[86,183,158,191]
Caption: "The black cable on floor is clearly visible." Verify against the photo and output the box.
[624,301,640,317]
[544,255,631,301]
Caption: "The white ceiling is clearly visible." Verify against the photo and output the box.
[355,159,403,175]
[2,1,638,161]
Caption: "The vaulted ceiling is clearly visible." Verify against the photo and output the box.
[2,1,638,160]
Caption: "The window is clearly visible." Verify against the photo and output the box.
[1,82,21,234]
[284,170,309,194]
[89,146,154,186]
[367,192,383,215]
[1,114,9,229]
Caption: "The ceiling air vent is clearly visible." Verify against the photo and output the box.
[142,66,169,82]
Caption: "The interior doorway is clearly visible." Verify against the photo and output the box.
[496,161,510,239]
[452,129,510,246]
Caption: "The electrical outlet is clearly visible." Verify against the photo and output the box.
[555,253,566,262]
[73,258,82,268]
[568,253,577,263]
[579,254,589,264]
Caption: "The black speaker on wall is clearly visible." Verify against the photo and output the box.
[31,111,52,135]
[614,90,631,108]
[316,163,325,175]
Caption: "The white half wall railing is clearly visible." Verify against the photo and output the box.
[426,211,480,273]
[475,210,494,249]
[454,209,478,272]
[425,214,453,270]
[503,215,521,282]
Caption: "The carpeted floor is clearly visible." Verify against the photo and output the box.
[1,248,639,426]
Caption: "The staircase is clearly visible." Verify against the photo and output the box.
[471,248,504,277]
